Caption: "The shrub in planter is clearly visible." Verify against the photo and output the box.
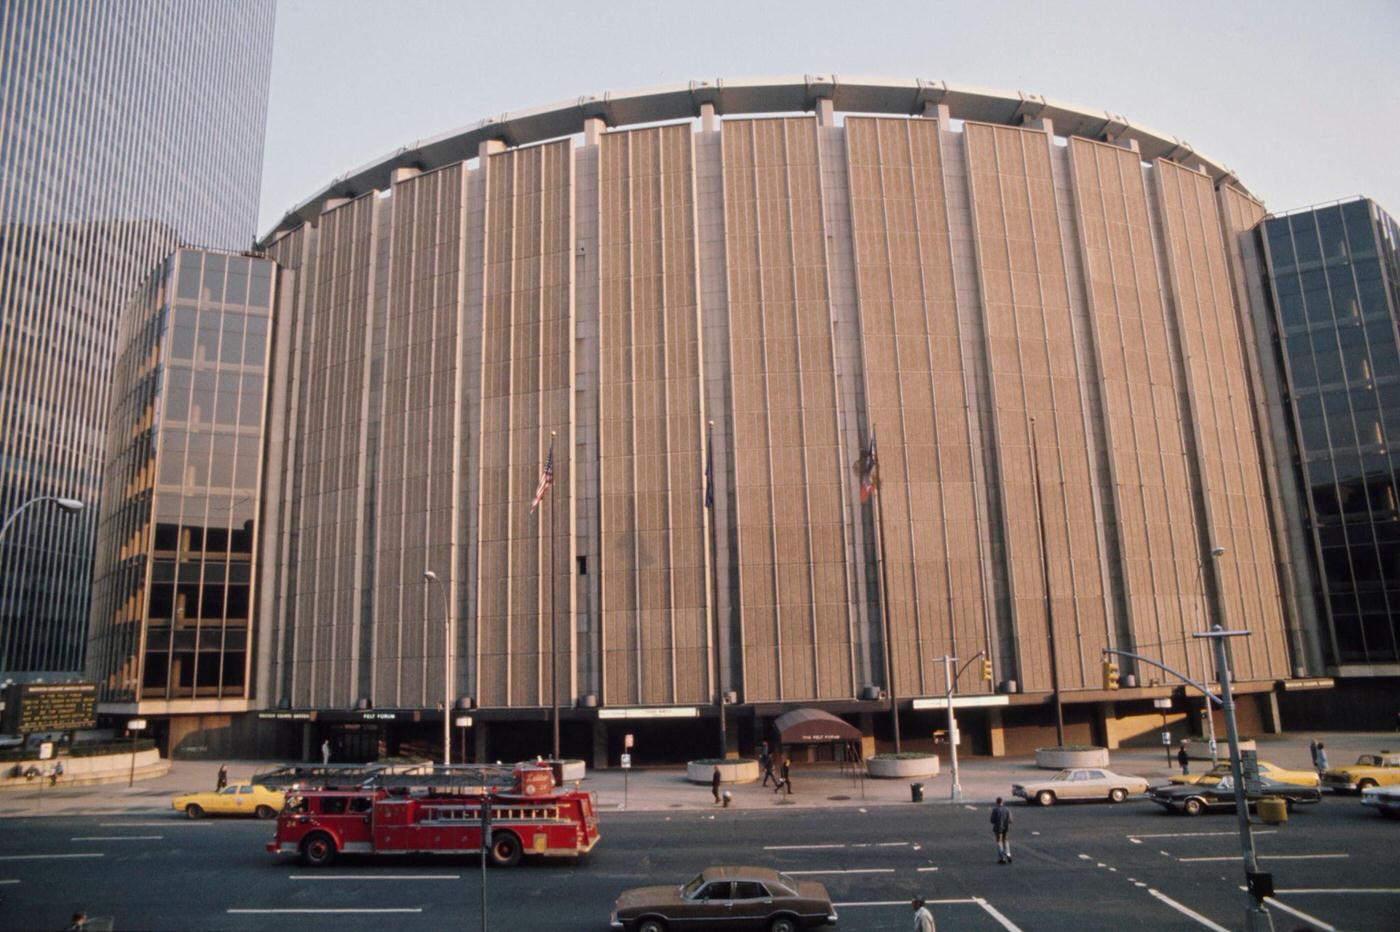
[866,752,939,779]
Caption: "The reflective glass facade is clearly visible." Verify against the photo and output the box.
[1262,199,1400,665]
[0,1,274,676]
[88,249,274,705]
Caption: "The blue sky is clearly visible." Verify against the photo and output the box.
[258,0,1400,236]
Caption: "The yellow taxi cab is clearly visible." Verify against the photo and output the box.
[1169,760,1318,788]
[1322,751,1400,792]
[172,782,285,819]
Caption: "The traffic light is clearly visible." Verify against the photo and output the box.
[980,658,993,682]
[1102,660,1120,690]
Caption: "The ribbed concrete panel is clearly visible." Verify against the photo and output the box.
[1068,138,1205,678]
[845,117,990,697]
[1155,162,1290,680]
[598,126,709,706]
[290,195,378,708]
[1,0,274,677]
[723,117,853,702]
[475,140,574,708]
[964,122,1109,693]
[376,165,467,710]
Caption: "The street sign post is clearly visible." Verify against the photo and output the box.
[1161,731,1171,745]
[455,715,473,764]
[127,718,146,788]
[620,751,631,810]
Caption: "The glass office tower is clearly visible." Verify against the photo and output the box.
[1261,199,1400,667]
[0,1,275,677]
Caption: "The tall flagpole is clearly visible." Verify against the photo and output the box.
[706,420,726,759]
[549,430,559,761]
[863,428,900,753]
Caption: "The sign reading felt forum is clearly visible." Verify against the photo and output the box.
[3,683,97,733]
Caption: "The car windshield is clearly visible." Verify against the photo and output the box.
[1356,755,1380,766]
[773,872,798,895]
[1051,771,1071,782]
[682,875,705,898]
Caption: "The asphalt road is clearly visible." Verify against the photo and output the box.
[0,794,1394,931]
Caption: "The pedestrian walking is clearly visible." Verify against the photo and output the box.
[1309,739,1320,770]
[780,756,792,795]
[321,739,331,766]
[1177,742,1190,775]
[216,763,229,791]
[712,765,722,804]
[991,796,1012,864]
[760,743,776,787]
[912,896,936,932]
[1316,742,1328,773]
[50,761,64,786]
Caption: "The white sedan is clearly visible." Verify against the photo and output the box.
[1013,768,1150,806]
[1361,785,1400,819]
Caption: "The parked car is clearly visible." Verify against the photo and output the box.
[1170,760,1318,788]
[1012,767,1149,806]
[1149,773,1321,816]
[172,782,285,819]
[611,866,837,931]
[1360,785,1400,819]
[1322,751,1400,792]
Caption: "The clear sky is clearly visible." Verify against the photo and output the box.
[258,0,1400,237]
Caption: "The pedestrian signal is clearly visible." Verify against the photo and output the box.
[1102,661,1120,690]
[980,658,993,682]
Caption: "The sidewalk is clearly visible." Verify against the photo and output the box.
[1,731,1391,819]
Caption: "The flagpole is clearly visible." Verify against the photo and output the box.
[864,428,900,753]
[1028,417,1064,747]
[706,420,726,759]
[549,430,560,761]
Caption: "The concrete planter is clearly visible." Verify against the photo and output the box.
[557,759,586,783]
[686,759,759,785]
[1035,746,1110,770]
[866,755,940,779]
[0,748,167,790]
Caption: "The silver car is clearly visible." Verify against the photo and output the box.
[1012,768,1150,806]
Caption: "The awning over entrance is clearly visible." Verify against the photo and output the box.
[771,708,863,745]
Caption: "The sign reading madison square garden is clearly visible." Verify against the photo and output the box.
[2,682,98,733]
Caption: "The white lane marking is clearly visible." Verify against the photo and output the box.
[1129,837,1142,844]
[1148,888,1229,931]
[0,880,19,885]
[876,841,909,847]
[228,909,423,915]
[975,897,1023,932]
[1275,888,1400,895]
[1178,854,1348,863]
[836,899,976,907]
[0,853,103,861]
[763,843,845,850]
[852,843,871,848]
[916,867,940,873]
[289,875,460,881]
[1077,853,1092,860]
[1259,896,1337,931]
[71,835,163,841]
[786,868,895,875]
[1129,830,1276,840]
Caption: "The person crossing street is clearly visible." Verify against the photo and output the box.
[991,796,1013,864]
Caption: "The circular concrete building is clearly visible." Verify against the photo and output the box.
[247,76,1302,760]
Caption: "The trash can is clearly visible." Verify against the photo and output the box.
[910,782,924,803]
[1258,797,1288,825]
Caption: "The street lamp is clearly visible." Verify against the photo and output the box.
[1194,546,1226,766]
[424,570,452,767]
[0,496,85,545]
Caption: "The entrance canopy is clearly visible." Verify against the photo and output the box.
[771,709,863,745]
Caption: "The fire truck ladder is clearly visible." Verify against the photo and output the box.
[252,762,519,791]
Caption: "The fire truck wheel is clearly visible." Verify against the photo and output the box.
[769,917,799,932]
[488,832,522,867]
[184,804,204,819]
[301,832,337,867]
[637,919,667,932]
[255,805,277,820]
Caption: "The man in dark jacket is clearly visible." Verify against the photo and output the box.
[760,744,776,787]
[1177,742,1191,775]
[711,765,722,804]
[780,756,792,795]
[991,797,1012,864]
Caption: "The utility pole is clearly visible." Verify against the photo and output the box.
[933,652,985,802]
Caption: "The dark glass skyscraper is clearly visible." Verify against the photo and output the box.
[1261,199,1400,668]
[0,1,275,677]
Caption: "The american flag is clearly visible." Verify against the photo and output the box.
[856,430,879,503]
[530,440,554,514]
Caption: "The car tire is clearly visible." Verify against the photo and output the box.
[1358,779,1378,791]
[1037,790,1055,807]
[184,803,204,820]
[255,805,277,820]
[1109,788,1128,804]
[638,918,667,932]
[301,832,337,867]
[489,832,522,868]
[769,916,799,932]
[1184,798,1204,816]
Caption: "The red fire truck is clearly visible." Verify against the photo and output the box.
[258,762,599,867]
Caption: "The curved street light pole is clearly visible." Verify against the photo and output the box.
[0,496,85,546]
[424,570,452,767]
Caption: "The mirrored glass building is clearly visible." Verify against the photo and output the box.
[0,1,275,678]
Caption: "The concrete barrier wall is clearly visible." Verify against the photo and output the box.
[0,749,166,790]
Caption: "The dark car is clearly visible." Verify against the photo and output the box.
[1149,773,1322,816]
[610,865,837,931]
